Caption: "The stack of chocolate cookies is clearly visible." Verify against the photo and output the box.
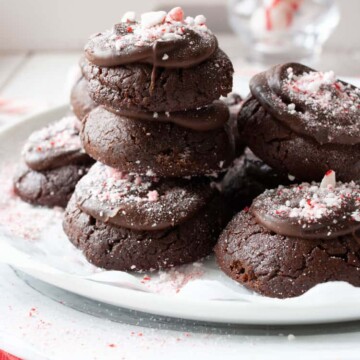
[216,63,360,298]
[63,8,237,271]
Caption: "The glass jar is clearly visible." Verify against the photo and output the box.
[228,0,340,65]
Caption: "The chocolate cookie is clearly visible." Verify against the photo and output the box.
[82,8,233,112]
[15,116,94,207]
[215,174,360,298]
[23,116,91,171]
[64,187,228,271]
[218,148,293,213]
[251,170,360,239]
[239,63,360,182]
[75,162,214,230]
[81,48,233,113]
[215,210,360,298]
[70,76,97,122]
[81,106,235,177]
[13,164,89,208]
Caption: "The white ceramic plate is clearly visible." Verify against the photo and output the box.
[2,94,360,325]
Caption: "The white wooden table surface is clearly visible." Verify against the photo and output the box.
[0,51,81,125]
[1,39,360,360]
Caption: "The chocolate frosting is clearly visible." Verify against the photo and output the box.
[251,180,360,240]
[250,63,360,145]
[105,100,229,131]
[85,23,217,69]
[75,162,214,231]
[23,116,91,171]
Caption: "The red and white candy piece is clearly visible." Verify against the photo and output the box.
[141,11,167,28]
[286,69,337,94]
[166,7,184,22]
[194,15,206,26]
[251,0,303,33]
[147,190,159,202]
[320,170,336,189]
[121,11,136,23]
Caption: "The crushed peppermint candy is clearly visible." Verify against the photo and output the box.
[287,103,296,114]
[84,163,160,205]
[22,116,81,155]
[280,66,360,142]
[285,67,337,93]
[288,174,296,181]
[251,63,360,145]
[141,11,167,29]
[121,11,136,23]
[352,210,360,222]
[251,171,360,239]
[320,169,336,189]
[283,67,360,114]
[145,169,157,177]
[167,7,184,22]
[76,162,212,230]
[147,190,159,202]
[100,7,211,51]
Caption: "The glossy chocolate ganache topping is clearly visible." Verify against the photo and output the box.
[251,170,360,240]
[105,100,230,132]
[85,7,217,68]
[75,162,214,231]
[250,63,360,145]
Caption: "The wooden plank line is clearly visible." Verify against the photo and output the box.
[0,52,30,93]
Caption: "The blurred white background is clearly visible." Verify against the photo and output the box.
[0,0,228,50]
[1,0,360,51]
